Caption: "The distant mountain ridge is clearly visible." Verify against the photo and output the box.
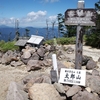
[0,25,59,41]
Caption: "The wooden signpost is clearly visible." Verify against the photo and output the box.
[65,0,97,69]
[52,0,97,85]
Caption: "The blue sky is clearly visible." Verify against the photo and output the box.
[0,0,98,27]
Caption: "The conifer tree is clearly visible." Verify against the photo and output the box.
[85,0,100,48]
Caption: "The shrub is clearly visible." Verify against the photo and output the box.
[0,41,19,52]
[85,29,100,48]
[44,37,76,45]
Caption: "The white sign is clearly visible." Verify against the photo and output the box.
[59,68,86,86]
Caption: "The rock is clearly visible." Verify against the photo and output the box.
[92,69,99,76]
[66,46,74,54]
[85,87,92,93]
[86,75,100,94]
[31,52,39,60]
[41,74,51,84]
[57,61,67,75]
[49,45,56,52]
[63,85,71,92]
[53,83,65,94]
[27,47,36,54]
[6,81,28,100]
[98,57,100,62]
[24,74,51,92]
[45,45,51,52]
[82,66,86,70]
[22,45,36,54]
[22,51,31,59]
[72,91,100,100]
[20,57,29,64]
[86,59,97,70]
[22,72,51,85]
[61,61,75,69]
[1,50,18,64]
[56,50,63,57]
[63,45,68,51]
[46,52,53,59]
[27,60,42,71]
[66,85,82,97]
[24,77,44,92]
[37,45,45,60]
[28,83,62,100]
[42,59,52,67]
[82,55,92,66]
[58,54,67,60]
[10,61,23,67]
[97,62,100,68]
[0,51,3,57]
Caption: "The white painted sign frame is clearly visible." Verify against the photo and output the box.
[59,68,86,86]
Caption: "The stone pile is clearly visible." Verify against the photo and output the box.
[0,44,100,100]
[6,70,100,100]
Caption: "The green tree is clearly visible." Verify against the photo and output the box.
[57,13,77,37]
[85,0,100,48]
[65,25,77,37]
[57,13,66,37]
[95,0,100,29]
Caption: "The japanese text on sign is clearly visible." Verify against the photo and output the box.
[65,9,97,26]
[59,68,86,86]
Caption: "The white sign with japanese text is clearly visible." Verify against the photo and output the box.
[59,68,86,86]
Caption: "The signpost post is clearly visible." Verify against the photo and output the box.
[65,0,97,69]
[75,0,84,69]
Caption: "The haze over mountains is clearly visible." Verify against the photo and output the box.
[0,25,59,41]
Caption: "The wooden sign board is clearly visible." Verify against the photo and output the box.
[59,68,86,86]
[65,9,97,26]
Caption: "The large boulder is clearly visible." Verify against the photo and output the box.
[53,83,65,94]
[86,59,97,70]
[86,74,100,94]
[66,85,82,97]
[21,51,31,59]
[37,45,45,60]
[82,55,92,66]
[28,83,63,100]
[24,74,51,92]
[72,91,100,100]
[6,81,28,100]
[26,60,43,71]
[10,61,23,67]
[31,52,39,60]
[1,50,18,64]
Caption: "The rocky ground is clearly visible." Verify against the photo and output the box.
[0,44,100,100]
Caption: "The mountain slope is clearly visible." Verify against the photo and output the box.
[0,26,59,41]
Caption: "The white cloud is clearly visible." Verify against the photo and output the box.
[48,15,57,21]
[0,11,58,27]
[27,10,47,17]
[20,10,47,26]
[0,17,15,25]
